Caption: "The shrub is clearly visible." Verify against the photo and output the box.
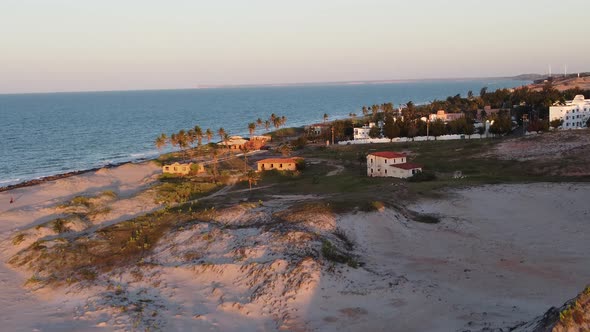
[71,196,92,207]
[408,170,436,182]
[321,240,358,268]
[12,233,26,245]
[413,213,440,224]
[52,218,71,234]
[79,268,97,281]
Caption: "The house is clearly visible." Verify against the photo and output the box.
[367,151,422,178]
[306,123,330,136]
[162,162,196,175]
[477,106,502,121]
[549,95,590,129]
[245,135,271,150]
[429,110,464,122]
[218,136,249,150]
[257,157,302,172]
[354,122,378,140]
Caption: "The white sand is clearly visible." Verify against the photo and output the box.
[0,162,160,331]
[1,180,589,331]
[304,183,590,331]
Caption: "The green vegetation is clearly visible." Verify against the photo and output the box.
[155,178,218,205]
[12,233,26,245]
[321,240,358,268]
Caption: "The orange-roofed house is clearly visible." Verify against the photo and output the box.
[367,152,422,178]
[257,157,303,172]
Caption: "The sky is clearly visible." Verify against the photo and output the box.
[1,0,589,93]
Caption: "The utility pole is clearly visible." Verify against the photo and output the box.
[426,119,430,141]
[331,127,335,146]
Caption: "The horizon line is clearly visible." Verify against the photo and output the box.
[0,74,539,96]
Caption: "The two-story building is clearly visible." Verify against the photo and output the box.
[354,122,377,140]
[367,152,422,178]
[549,95,590,129]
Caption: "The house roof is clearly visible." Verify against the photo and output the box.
[369,151,406,159]
[257,157,302,164]
[391,162,422,170]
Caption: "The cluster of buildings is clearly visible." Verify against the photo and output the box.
[549,95,590,129]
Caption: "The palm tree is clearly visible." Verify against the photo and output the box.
[264,120,271,132]
[256,118,263,127]
[323,113,329,123]
[246,170,260,191]
[273,117,281,129]
[248,122,256,136]
[223,133,231,150]
[176,130,190,159]
[205,128,213,143]
[155,133,167,151]
[194,125,203,147]
[218,127,226,145]
[280,115,286,127]
[240,144,252,172]
[362,106,368,117]
[209,146,220,182]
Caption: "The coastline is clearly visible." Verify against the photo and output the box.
[0,159,150,193]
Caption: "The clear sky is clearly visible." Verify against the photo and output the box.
[1,0,589,93]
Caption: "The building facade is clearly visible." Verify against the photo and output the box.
[429,110,464,122]
[354,122,377,140]
[367,151,422,178]
[549,95,590,129]
[163,162,194,175]
[257,158,302,172]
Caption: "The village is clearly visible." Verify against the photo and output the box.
[159,91,590,189]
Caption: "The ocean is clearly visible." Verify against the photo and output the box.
[0,79,529,186]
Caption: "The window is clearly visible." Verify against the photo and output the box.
[385,169,387,174]
[371,168,373,173]
[279,164,283,168]
[270,163,274,168]
[385,159,387,164]
[164,167,169,171]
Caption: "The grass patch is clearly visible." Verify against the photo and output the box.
[155,178,219,205]
[12,233,26,245]
[51,218,72,233]
[321,240,358,268]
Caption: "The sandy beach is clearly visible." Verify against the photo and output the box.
[1,159,589,332]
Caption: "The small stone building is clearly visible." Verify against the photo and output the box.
[257,158,302,172]
[162,162,202,175]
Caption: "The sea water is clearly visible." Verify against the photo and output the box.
[0,79,529,186]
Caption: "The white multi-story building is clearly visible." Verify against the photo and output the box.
[367,151,422,178]
[549,95,590,129]
[354,122,376,140]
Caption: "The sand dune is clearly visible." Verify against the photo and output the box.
[1,171,589,331]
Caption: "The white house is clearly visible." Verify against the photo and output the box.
[354,122,380,140]
[367,151,422,178]
[549,95,590,129]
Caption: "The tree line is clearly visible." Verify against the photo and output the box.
[316,83,590,142]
